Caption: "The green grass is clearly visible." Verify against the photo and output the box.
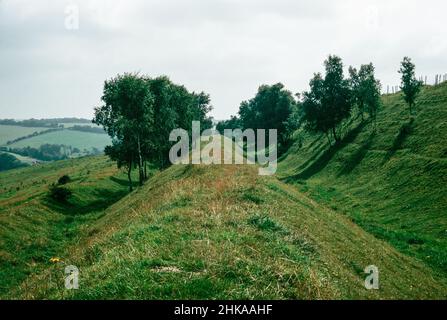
[0,125,49,146]
[1,158,446,299]
[7,129,111,152]
[1,84,446,299]
[278,82,447,279]
[0,156,142,296]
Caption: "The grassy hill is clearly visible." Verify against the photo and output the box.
[1,84,446,299]
[278,82,447,279]
[0,125,49,146]
[0,120,110,166]
[0,126,111,168]
[1,157,446,299]
[0,156,139,296]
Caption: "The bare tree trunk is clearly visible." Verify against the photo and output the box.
[372,114,377,132]
[137,135,144,186]
[359,102,364,122]
[332,126,339,142]
[127,159,133,192]
[325,132,332,146]
[144,160,147,180]
[159,152,163,170]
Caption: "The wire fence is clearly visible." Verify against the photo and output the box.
[384,73,447,94]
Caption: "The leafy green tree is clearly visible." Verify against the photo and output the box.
[48,185,72,203]
[238,83,296,150]
[237,101,255,130]
[8,144,68,161]
[95,73,213,189]
[144,77,213,169]
[94,73,154,186]
[216,116,242,134]
[93,71,214,190]
[349,63,381,128]
[57,175,71,185]
[302,55,352,144]
[0,153,28,172]
[283,94,302,142]
[301,73,328,141]
[191,92,214,131]
[145,76,179,170]
[399,57,423,115]
[104,141,136,191]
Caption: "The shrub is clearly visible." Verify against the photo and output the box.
[49,185,72,203]
[58,175,71,185]
[0,153,28,172]
[248,213,285,233]
[242,189,263,204]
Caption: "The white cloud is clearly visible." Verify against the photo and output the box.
[0,0,446,120]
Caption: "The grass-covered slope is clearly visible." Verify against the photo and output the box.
[2,85,447,299]
[278,83,447,278]
[0,156,138,296]
[0,125,49,145]
[3,159,446,299]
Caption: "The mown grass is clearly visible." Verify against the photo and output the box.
[278,82,447,279]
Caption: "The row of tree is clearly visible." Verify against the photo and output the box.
[94,73,213,190]
[0,153,28,172]
[0,118,91,128]
[98,57,422,191]
[67,125,106,134]
[5,128,62,145]
[216,83,298,153]
[301,55,381,144]
[217,55,422,148]
[5,144,72,161]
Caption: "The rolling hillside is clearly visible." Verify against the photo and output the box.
[278,82,447,278]
[1,157,446,298]
[0,156,139,296]
[6,129,111,152]
[0,125,50,146]
[0,120,110,168]
[1,84,446,299]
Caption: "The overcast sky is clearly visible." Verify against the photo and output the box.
[0,0,446,120]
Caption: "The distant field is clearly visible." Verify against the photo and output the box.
[0,125,49,146]
[60,122,99,128]
[8,129,111,152]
